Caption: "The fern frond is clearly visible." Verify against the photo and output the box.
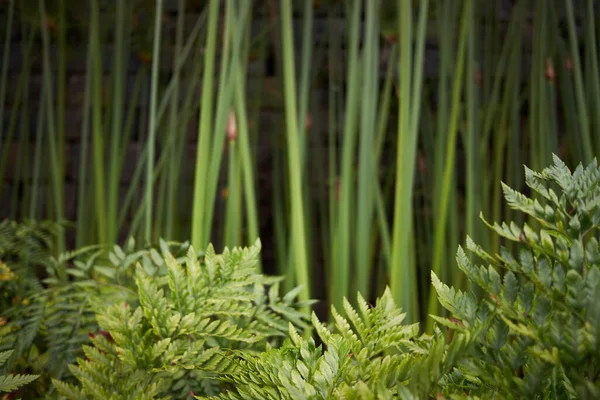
[0,372,39,393]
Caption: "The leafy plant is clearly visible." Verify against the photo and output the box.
[431,155,600,399]
[0,219,62,310]
[0,236,192,398]
[0,349,38,396]
[180,155,599,400]
[53,239,313,399]
[193,287,473,399]
[0,250,39,398]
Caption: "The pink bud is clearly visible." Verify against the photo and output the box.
[226,110,237,142]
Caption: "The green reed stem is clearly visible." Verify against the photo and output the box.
[332,0,361,312]
[39,0,65,258]
[76,23,94,248]
[355,0,380,297]
[426,0,471,331]
[390,0,429,323]
[145,0,164,243]
[280,0,310,305]
[192,0,219,250]
[564,0,594,161]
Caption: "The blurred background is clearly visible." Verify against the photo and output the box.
[0,0,599,322]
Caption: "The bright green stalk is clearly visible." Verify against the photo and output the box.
[426,0,471,330]
[369,44,397,273]
[375,44,397,163]
[432,0,452,220]
[332,0,361,312]
[233,66,260,249]
[327,2,340,286]
[390,0,429,323]
[564,0,594,161]
[355,0,380,297]
[192,0,220,249]
[39,0,65,259]
[462,0,480,292]
[280,0,310,305]
[529,0,547,171]
[202,0,246,245]
[107,0,128,244]
[119,13,204,238]
[225,136,239,246]
[391,0,415,321]
[297,0,313,165]
[145,0,164,243]
[503,26,525,239]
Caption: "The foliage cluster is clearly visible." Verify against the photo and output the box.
[2,156,600,399]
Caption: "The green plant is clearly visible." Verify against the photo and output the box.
[0,219,62,311]
[431,155,600,398]
[0,350,38,396]
[193,288,469,399]
[184,155,599,399]
[52,239,313,399]
[0,236,190,398]
[0,243,40,398]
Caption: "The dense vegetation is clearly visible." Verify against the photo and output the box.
[2,0,600,398]
[2,156,599,398]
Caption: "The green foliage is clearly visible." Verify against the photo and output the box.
[0,235,195,398]
[3,155,599,399]
[0,349,38,394]
[53,239,313,399]
[192,288,474,399]
[432,155,600,399]
[0,219,62,310]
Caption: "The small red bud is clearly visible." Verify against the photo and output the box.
[226,110,237,142]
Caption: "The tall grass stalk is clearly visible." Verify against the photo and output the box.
[354,0,379,298]
[390,0,429,323]
[144,0,164,243]
[564,0,594,161]
[331,0,361,311]
[76,22,94,248]
[107,0,131,244]
[89,0,108,245]
[39,0,66,260]
[191,0,220,250]
[426,0,471,327]
[280,0,310,305]
[233,64,260,250]
[164,0,186,240]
